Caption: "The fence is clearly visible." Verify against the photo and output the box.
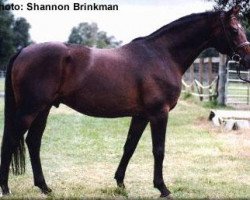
[182,56,250,105]
[182,57,220,101]
[226,61,250,105]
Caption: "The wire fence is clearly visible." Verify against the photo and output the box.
[226,61,250,105]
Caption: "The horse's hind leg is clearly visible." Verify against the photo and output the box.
[25,107,51,194]
[0,104,38,195]
[115,115,148,188]
[0,127,19,194]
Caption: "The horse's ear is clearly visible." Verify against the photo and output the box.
[226,5,241,18]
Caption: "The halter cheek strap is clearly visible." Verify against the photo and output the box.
[220,13,250,60]
[220,13,250,83]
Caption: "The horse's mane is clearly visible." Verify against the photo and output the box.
[132,10,222,42]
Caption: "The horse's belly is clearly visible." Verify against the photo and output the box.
[61,92,141,118]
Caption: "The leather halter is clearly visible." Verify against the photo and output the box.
[220,14,250,60]
[220,13,250,83]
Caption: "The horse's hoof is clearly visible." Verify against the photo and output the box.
[37,184,52,195]
[117,182,125,189]
[0,191,10,197]
[0,185,11,196]
[41,187,52,195]
[160,194,174,200]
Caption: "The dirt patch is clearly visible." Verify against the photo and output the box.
[194,116,250,158]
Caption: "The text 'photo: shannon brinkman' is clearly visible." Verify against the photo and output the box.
[0,2,119,11]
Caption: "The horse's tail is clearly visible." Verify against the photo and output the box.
[3,50,26,175]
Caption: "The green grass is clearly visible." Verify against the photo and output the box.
[0,98,249,199]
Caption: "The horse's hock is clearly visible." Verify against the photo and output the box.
[209,110,250,130]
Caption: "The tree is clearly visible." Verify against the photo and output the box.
[68,22,122,48]
[13,18,31,50]
[0,0,31,69]
[0,0,15,68]
[199,48,219,58]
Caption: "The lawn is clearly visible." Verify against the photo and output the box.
[0,97,249,199]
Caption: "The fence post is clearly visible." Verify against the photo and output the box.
[218,54,227,105]
[248,71,250,105]
[199,58,204,101]
[190,64,194,92]
[208,57,213,101]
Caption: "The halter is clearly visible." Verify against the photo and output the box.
[220,13,250,83]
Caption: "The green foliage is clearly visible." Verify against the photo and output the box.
[199,48,219,58]
[68,22,122,48]
[0,3,15,68]
[0,1,31,69]
[13,18,31,50]
[182,92,193,100]
[202,99,220,108]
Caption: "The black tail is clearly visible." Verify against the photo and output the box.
[3,50,26,175]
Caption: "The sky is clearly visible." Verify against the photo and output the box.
[9,0,215,44]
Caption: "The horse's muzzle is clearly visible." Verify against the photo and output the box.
[240,54,250,70]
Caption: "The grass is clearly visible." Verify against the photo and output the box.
[0,97,249,199]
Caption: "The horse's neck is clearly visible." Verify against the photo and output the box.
[147,13,217,75]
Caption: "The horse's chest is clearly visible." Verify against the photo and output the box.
[163,81,181,105]
[141,76,181,112]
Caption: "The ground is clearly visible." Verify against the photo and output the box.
[0,97,249,199]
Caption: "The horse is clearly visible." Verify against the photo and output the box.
[0,6,250,198]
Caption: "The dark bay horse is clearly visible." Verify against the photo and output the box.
[1,6,250,198]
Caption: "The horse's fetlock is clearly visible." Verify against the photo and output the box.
[153,180,165,188]
[114,173,123,182]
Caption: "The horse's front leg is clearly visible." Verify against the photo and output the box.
[115,115,148,188]
[150,111,171,198]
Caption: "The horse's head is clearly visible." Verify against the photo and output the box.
[213,6,250,70]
